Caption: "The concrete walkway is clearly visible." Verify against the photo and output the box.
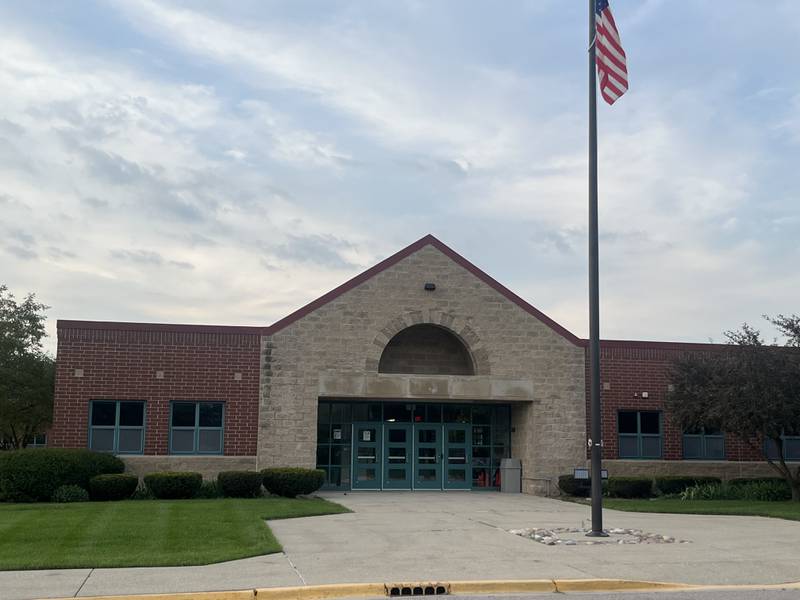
[3,492,800,599]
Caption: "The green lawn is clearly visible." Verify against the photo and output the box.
[603,498,800,521]
[0,497,348,570]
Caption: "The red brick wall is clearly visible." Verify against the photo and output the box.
[51,321,262,455]
[586,341,762,461]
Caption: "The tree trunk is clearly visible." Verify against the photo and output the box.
[792,479,800,502]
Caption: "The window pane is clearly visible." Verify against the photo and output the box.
[317,403,331,424]
[331,445,350,467]
[705,436,725,459]
[704,425,722,436]
[472,406,491,424]
[119,402,144,427]
[641,436,662,458]
[330,403,350,424]
[785,438,800,461]
[352,402,381,422]
[448,429,466,444]
[388,428,406,443]
[172,403,196,427]
[618,435,638,458]
[640,412,660,435]
[198,429,222,453]
[317,424,331,444]
[90,428,115,451]
[426,404,441,423]
[618,411,638,434]
[443,404,469,423]
[92,402,116,426]
[316,444,330,466]
[199,403,223,427]
[683,436,702,459]
[384,403,412,422]
[118,428,143,453]
[765,438,781,460]
[171,429,195,452]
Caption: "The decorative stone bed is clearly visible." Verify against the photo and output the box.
[509,527,691,546]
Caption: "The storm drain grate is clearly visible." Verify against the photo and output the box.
[385,583,450,596]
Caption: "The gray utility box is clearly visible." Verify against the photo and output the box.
[500,458,521,493]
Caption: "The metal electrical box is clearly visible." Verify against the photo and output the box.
[500,458,521,493]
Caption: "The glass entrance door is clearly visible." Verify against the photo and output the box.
[383,423,412,489]
[443,424,471,489]
[352,423,381,490]
[414,425,441,489]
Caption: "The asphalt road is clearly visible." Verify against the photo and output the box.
[453,592,800,600]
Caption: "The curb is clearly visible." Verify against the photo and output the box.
[40,578,800,600]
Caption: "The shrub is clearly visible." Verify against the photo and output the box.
[143,472,203,499]
[261,468,325,498]
[681,479,792,502]
[558,475,591,497]
[655,476,721,496]
[51,485,89,503]
[89,474,139,501]
[195,479,223,499]
[130,484,155,500]
[218,471,263,498]
[605,477,653,498]
[0,449,125,502]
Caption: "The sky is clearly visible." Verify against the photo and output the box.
[1,0,798,354]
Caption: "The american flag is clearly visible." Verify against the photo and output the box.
[595,0,628,105]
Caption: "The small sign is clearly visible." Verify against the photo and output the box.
[574,468,609,480]
[333,429,342,441]
[362,430,371,442]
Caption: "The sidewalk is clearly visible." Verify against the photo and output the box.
[3,492,800,600]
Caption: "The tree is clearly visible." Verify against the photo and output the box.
[666,316,800,501]
[0,285,54,449]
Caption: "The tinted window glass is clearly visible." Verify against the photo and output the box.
[199,403,223,427]
[618,436,638,458]
[330,403,350,424]
[172,403,196,427]
[705,436,725,459]
[118,428,143,453]
[640,412,660,434]
[171,429,194,452]
[618,411,638,434]
[119,402,144,427]
[641,436,661,457]
[198,429,222,452]
[683,436,702,459]
[92,401,116,426]
[384,403,412,422]
[90,428,115,451]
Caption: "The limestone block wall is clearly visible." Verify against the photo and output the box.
[258,243,586,492]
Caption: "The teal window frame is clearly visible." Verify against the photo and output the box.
[88,400,146,454]
[169,401,224,455]
[28,433,47,448]
[683,427,725,460]
[617,410,662,459]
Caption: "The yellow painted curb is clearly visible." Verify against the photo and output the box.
[39,578,800,600]
[255,583,387,600]
[553,579,689,593]
[448,580,555,594]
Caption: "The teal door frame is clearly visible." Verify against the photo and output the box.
[443,423,472,490]
[383,423,412,489]
[351,423,381,490]
[414,424,442,489]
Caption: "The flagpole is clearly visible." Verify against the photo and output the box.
[587,0,607,538]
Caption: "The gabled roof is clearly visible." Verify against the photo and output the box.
[265,234,583,345]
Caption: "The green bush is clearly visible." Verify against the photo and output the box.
[605,477,653,498]
[195,479,223,499]
[130,484,155,500]
[51,484,90,503]
[89,474,139,501]
[261,468,325,498]
[655,476,721,496]
[681,479,792,502]
[558,474,592,497]
[143,472,203,499]
[218,471,263,498]
[0,449,124,502]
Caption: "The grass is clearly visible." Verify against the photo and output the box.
[603,498,800,521]
[0,497,348,570]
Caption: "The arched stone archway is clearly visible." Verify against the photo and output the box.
[365,310,490,375]
[378,324,474,375]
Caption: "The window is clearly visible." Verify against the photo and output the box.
[765,430,800,462]
[618,410,661,458]
[28,433,47,448]
[89,401,145,454]
[683,426,725,459]
[170,402,224,454]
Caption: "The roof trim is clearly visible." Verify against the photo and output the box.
[56,320,266,335]
[265,234,584,345]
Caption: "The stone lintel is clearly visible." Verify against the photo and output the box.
[318,371,534,401]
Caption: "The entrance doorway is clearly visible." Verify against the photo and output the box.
[318,401,511,491]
